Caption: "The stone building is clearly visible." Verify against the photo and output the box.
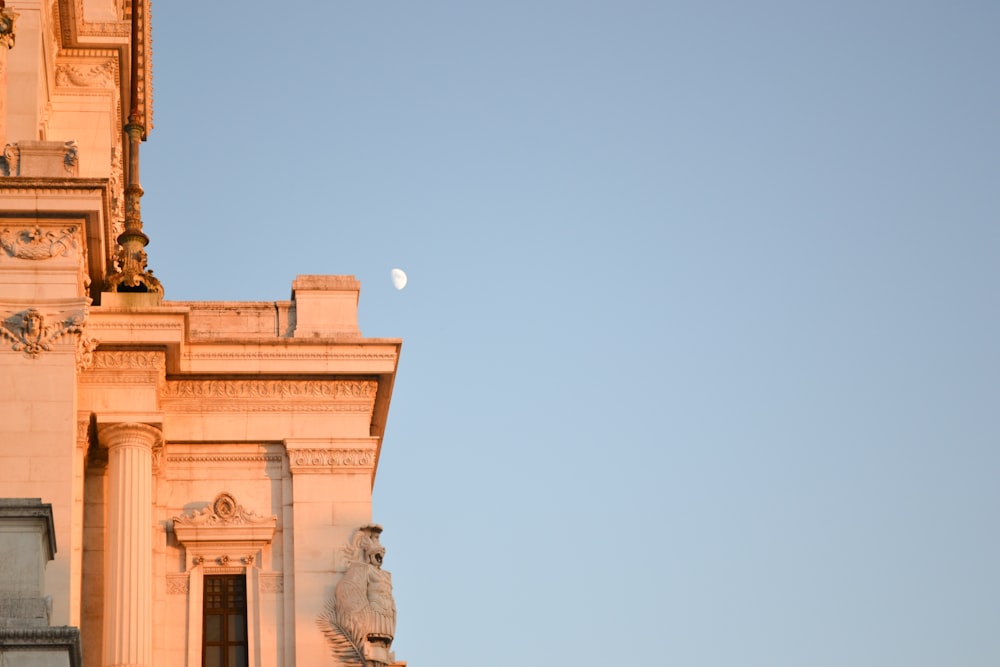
[0,2,404,666]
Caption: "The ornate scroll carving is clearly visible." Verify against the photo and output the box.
[91,350,165,370]
[318,525,398,667]
[0,226,80,259]
[173,493,273,528]
[0,307,96,366]
[54,60,116,88]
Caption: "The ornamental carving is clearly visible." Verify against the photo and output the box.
[173,493,274,528]
[166,574,189,595]
[0,144,18,176]
[55,60,116,88]
[0,226,80,260]
[0,307,96,366]
[318,525,398,667]
[161,380,377,400]
[91,350,165,370]
[259,573,284,594]
[290,449,375,468]
[0,6,17,50]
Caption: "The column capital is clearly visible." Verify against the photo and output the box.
[98,422,162,449]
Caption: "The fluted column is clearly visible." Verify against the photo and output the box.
[100,423,161,667]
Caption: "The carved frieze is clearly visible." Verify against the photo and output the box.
[0,226,80,260]
[55,59,116,88]
[166,453,283,465]
[161,379,377,400]
[91,350,165,370]
[289,449,375,469]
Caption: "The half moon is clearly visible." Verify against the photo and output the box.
[391,268,407,290]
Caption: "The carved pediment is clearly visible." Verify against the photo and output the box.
[172,493,276,568]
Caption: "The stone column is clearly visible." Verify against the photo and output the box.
[99,423,161,667]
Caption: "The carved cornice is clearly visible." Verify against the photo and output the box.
[161,380,377,400]
[0,225,80,260]
[183,351,398,362]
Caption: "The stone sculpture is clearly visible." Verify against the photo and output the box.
[318,525,397,667]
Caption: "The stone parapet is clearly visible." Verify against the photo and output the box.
[0,626,83,667]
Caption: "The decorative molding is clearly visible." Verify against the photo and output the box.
[289,449,375,469]
[91,350,164,370]
[183,351,398,362]
[174,493,274,528]
[91,319,183,330]
[166,454,283,465]
[173,494,277,570]
[259,573,284,594]
[0,306,96,367]
[166,574,189,595]
[161,380,377,400]
[55,59,116,88]
[0,225,80,260]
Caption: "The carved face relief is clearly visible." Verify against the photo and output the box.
[23,309,43,341]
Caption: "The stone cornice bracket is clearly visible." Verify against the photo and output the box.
[0,7,18,50]
[0,305,98,368]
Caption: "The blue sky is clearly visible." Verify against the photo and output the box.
[144,2,1000,665]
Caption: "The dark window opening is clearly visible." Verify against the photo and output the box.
[203,574,248,667]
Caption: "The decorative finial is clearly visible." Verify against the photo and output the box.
[105,0,161,294]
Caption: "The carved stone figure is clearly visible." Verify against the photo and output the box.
[318,525,397,667]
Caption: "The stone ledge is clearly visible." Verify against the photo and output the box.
[0,625,83,667]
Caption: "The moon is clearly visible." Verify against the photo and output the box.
[390,268,407,291]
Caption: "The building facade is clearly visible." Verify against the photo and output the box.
[0,2,403,666]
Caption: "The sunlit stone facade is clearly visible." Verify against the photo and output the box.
[0,3,403,666]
